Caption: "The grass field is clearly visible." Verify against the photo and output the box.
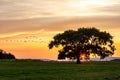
[0,60,120,80]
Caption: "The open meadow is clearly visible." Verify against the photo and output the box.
[0,59,120,80]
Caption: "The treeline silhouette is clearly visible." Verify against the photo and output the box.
[0,49,15,59]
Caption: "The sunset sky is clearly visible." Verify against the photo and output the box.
[0,0,120,59]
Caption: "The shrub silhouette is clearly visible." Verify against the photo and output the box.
[0,49,15,59]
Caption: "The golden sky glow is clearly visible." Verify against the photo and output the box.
[0,0,120,59]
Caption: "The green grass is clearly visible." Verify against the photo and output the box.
[0,59,120,80]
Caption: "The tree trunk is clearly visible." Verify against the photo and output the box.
[76,54,81,64]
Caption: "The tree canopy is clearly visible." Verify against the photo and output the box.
[48,27,115,64]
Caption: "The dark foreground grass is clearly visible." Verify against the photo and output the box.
[0,59,120,80]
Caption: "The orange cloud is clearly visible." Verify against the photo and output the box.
[0,15,120,59]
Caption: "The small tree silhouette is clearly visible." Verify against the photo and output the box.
[0,49,15,59]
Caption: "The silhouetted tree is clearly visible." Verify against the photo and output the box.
[0,49,15,59]
[48,27,115,64]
